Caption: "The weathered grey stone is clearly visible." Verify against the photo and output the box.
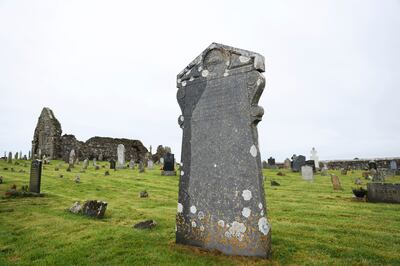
[7,152,12,164]
[116,144,126,169]
[70,200,108,218]
[176,43,270,258]
[367,183,400,203]
[283,158,291,169]
[330,174,342,190]
[110,159,116,170]
[82,159,88,169]
[390,160,397,170]
[262,160,268,169]
[74,175,80,183]
[69,149,75,167]
[355,178,363,185]
[129,160,135,169]
[139,161,145,173]
[133,220,156,229]
[301,165,313,181]
[147,160,154,169]
[292,155,306,172]
[29,160,42,193]
[160,157,164,165]
[139,191,148,198]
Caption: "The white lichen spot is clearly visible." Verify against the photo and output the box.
[217,220,225,227]
[258,203,263,209]
[186,69,191,75]
[214,164,217,168]
[198,211,204,220]
[177,79,181,83]
[200,225,204,232]
[201,69,209,77]
[256,79,262,86]
[242,190,252,201]
[189,76,194,82]
[242,207,251,218]
[181,171,184,176]
[258,217,270,235]
[177,203,183,213]
[198,66,203,72]
[225,221,246,241]
[192,221,197,228]
[180,116,184,122]
[225,60,230,66]
[260,210,264,216]
[190,205,197,214]
[181,162,183,167]
[175,225,177,232]
[250,145,257,157]
[239,55,250,63]
[223,71,229,77]
[182,81,187,87]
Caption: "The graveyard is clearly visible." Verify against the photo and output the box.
[0,159,399,265]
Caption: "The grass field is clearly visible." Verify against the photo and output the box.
[0,159,399,265]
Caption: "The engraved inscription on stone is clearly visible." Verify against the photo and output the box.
[29,160,42,193]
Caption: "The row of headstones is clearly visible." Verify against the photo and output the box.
[3,151,30,162]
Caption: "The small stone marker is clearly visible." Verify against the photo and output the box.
[330,174,343,190]
[69,150,75,167]
[93,158,97,166]
[117,144,126,169]
[367,183,400,203]
[160,157,164,165]
[69,200,108,218]
[271,180,280,186]
[109,159,116,170]
[175,43,270,257]
[283,158,291,169]
[29,160,42,193]
[133,220,156,229]
[139,190,149,198]
[162,152,176,176]
[301,165,313,181]
[83,159,88,169]
[139,161,145,173]
[129,160,135,169]
[147,160,154,169]
[355,178,362,185]
[74,175,80,183]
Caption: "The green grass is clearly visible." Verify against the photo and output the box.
[0,160,399,265]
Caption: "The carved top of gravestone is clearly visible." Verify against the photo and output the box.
[175,43,270,258]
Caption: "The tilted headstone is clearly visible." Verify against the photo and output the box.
[109,159,116,170]
[292,155,306,172]
[19,151,22,160]
[29,160,42,193]
[330,174,342,190]
[367,183,400,203]
[117,144,126,169]
[310,147,319,169]
[301,165,313,181]
[175,43,271,257]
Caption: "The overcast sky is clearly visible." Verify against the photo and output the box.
[0,0,399,162]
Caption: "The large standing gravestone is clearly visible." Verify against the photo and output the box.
[175,43,271,258]
[69,149,75,167]
[367,183,400,203]
[292,155,306,172]
[7,152,12,163]
[116,144,126,169]
[301,165,313,181]
[29,160,42,193]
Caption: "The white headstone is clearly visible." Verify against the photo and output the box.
[117,144,125,169]
[69,150,75,165]
[310,147,319,169]
[301,165,314,181]
[160,157,164,164]
[148,160,154,169]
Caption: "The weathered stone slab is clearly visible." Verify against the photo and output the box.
[176,43,271,258]
[292,155,306,172]
[330,174,342,190]
[367,183,400,203]
[116,144,126,169]
[29,160,42,193]
[301,165,313,181]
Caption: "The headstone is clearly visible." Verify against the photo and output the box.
[390,160,397,170]
[262,160,268,169]
[29,160,42,193]
[355,178,363,185]
[93,158,97,166]
[7,152,12,163]
[19,151,22,160]
[301,165,313,181]
[98,153,103,161]
[148,160,154,169]
[117,144,126,169]
[321,167,328,176]
[83,159,88,169]
[330,174,342,190]
[160,157,164,165]
[175,43,271,257]
[14,152,19,160]
[305,160,316,172]
[292,155,306,172]
[310,147,319,169]
[367,183,400,203]
[283,158,291,169]
[69,200,108,218]
[28,151,31,160]
[267,157,275,166]
[109,159,116,170]
[38,149,42,159]
[368,161,377,170]
[74,175,80,183]
[129,160,135,169]
[162,153,176,176]
[139,161,145,173]
[69,150,75,167]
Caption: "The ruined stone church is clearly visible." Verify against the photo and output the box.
[31,107,148,161]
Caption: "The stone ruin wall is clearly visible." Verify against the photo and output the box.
[32,107,149,161]
[322,158,400,170]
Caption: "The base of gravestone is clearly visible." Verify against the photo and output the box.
[161,170,176,176]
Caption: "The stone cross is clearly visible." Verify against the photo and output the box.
[117,144,125,169]
[310,147,319,169]
[29,160,42,193]
[175,43,271,258]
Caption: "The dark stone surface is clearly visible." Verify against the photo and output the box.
[270,180,280,186]
[176,43,271,258]
[109,159,116,169]
[305,160,316,172]
[29,160,42,193]
[139,191,148,198]
[133,220,157,229]
[368,161,377,170]
[367,183,400,203]
[267,157,275,166]
[292,155,306,172]
[82,200,107,218]
[163,153,175,171]
[352,187,367,198]
[0,176,3,184]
